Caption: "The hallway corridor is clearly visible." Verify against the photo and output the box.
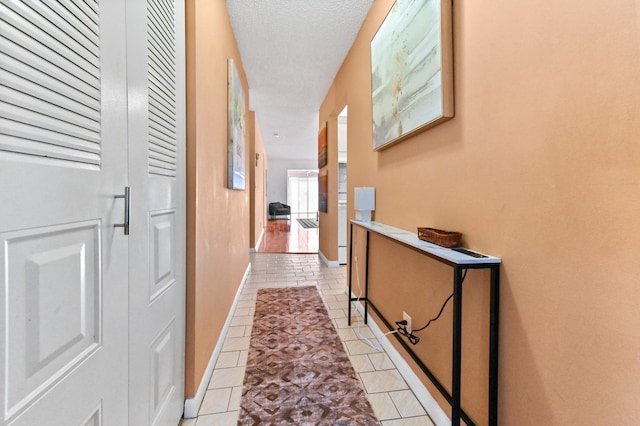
[181,253,434,425]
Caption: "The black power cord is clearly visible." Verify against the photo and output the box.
[395,270,468,345]
[395,320,419,344]
[412,292,453,333]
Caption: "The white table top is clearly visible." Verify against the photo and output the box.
[351,220,501,265]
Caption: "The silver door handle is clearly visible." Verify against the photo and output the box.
[114,186,131,235]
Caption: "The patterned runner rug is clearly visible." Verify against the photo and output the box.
[239,286,380,425]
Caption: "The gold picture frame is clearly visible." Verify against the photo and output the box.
[371,0,454,150]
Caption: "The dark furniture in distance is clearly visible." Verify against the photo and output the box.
[268,202,291,220]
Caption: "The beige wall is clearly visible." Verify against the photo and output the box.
[321,0,640,423]
[185,0,251,397]
[250,112,267,249]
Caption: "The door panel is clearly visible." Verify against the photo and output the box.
[0,0,101,166]
[80,406,102,426]
[3,222,101,419]
[0,0,129,424]
[146,0,178,179]
[149,209,176,301]
[149,317,178,423]
[126,0,185,424]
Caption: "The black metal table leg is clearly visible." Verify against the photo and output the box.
[364,231,370,324]
[452,266,464,426]
[489,266,500,426]
[348,223,354,326]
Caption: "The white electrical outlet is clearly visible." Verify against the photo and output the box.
[403,311,412,333]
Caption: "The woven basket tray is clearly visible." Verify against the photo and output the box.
[417,227,462,248]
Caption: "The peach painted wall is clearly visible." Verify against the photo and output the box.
[321,0,640,423]
[185,0,251,397]
[250,112,267,249]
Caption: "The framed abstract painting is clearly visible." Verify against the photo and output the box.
[228,58,246,190]
[318,123,328,169]
[318,171,328,213]
[371,0,454,150]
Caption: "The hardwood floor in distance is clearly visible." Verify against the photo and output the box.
[257,217,319,254]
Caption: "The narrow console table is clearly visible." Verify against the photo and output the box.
[347,220,501,426]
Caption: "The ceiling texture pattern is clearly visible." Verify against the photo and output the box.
[227,1,373,161]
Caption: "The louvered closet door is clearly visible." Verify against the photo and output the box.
[0,1,129,425]
[126,0,185,424]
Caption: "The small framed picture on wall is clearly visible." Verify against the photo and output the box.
[318,171,328,213]
[318,123,328,169]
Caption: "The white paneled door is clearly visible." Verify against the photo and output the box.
[126,0,185,425]
[0,0,185,425]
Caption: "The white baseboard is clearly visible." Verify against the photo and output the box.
[350,290,451,426]
[183,262,252,418]
[319,250,340,268]
[250,228,265,253]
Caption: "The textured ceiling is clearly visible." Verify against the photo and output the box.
[227,0,373,161]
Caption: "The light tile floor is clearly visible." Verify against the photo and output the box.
[181,253,435,426]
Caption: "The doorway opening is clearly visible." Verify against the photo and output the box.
[338,106,348,264]
[287,169,319,219]
[256,169,319,254]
